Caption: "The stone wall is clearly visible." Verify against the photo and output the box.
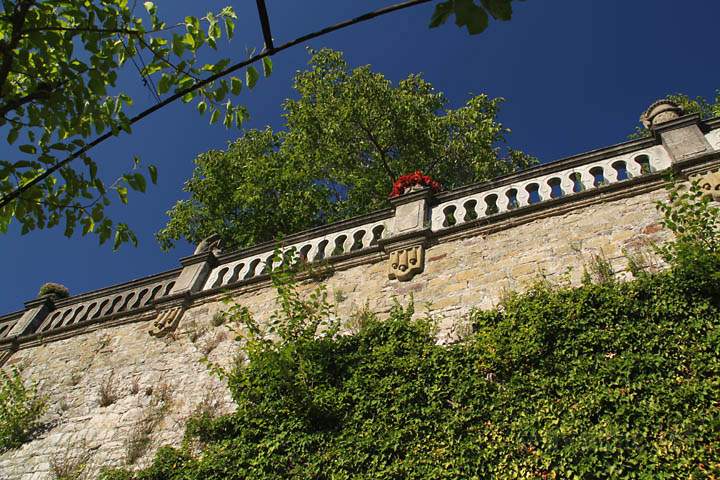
[0,186,673,480]
[1,110,719,479]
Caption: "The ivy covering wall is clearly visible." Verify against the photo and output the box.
[99,184,720,479]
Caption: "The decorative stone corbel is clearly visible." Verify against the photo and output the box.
[149,306,184,338]
[689,169,720,201]
[381,187,434,282]
[387,244,425,281]
[149,292,189,338]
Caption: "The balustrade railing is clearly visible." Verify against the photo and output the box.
[33,274,178,334]
[431,145,672,232]
[0,311,23,339]
[2,112,718,346]
[203,218,388,291]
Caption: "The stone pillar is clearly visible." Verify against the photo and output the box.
[8,296,54,337]
[389,187,433,237]
[642,100,712,162]
[169,251,217,296]
[381,188,434,282]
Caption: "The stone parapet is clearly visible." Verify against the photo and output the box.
[2,110,720,356]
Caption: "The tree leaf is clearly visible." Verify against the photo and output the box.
[117,186,128,204]
[429,1,453,28]
[158,74,172,95]
[223,17,235,39]
[262,57,273,77]
[480,0,513,20]
[246,66,259,89]
[231,77,242,95]
[210,109,220,124]
[454,0,489,35]
[7,128,19,145]
[148,165,158,184]
[19,145,37,154]
[133,173,147,193]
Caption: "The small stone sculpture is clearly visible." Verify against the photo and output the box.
[689,169,720,201]
[640,99,684,129]
[149,306,183,338]
[388,245,425,281]
[194,233,222,255]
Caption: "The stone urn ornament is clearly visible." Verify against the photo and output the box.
[640,99,684,129]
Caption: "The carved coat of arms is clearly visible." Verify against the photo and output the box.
[388,245,425,281]
[149,306,184,338]
[689,170,720,201]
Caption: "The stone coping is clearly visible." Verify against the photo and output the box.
[0,310,24,324]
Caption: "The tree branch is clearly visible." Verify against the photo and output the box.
[0,81,64,117]
[20,26,142,35]
[356,120,396,181]
[0,0,432,209]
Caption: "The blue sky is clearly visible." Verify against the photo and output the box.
[2,0,719,313]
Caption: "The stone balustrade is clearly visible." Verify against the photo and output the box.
[35,274,178,334]
[1,107,719,350]
[0,311,23,339]
[203,217,389,291]
[431,145,672,232]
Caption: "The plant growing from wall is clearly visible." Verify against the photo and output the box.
[37,282,70,299]
[99,181,720,478]
[0,367,47,452]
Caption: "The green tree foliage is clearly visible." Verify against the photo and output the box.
[102,181,720,479]
[157,49,536,250]
[0,367,47,452]
[157,129,334,251]
[630,91,720,139]
[0,1,252,248]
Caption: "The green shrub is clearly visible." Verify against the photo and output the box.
[0,367,47,452]
[99,181,720,479]
[38,282,70,299]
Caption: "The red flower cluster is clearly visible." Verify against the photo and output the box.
[389,171,442,198]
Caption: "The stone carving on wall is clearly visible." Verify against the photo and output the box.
[149,306,184,338]
[388,245,425,281]
[689,169,720,201]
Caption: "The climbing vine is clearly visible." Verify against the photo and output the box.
[98,180,720,479]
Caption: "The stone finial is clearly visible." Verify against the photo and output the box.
[640,99,684,129]
[193,233,222,255]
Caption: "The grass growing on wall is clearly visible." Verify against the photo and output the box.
[100,182,720,479]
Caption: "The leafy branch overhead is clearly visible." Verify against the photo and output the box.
[430,0,516,35]
[0,0,524,249]
[0,1,264,248]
